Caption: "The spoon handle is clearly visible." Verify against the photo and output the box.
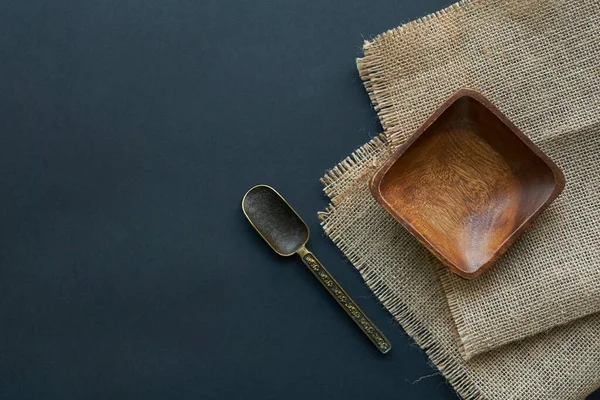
[297,248,391,354]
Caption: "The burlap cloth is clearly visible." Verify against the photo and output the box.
[318,0,600,398]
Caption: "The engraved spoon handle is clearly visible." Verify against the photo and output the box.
[297,248,391,354]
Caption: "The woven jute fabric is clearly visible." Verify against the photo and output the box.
[318,0,600,398]
[320,136,600,399]
[355,0,600,359]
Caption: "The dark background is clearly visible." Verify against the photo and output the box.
[1,1,598,399]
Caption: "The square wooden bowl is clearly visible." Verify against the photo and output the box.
[370,89,565,279]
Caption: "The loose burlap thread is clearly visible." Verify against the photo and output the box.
[318,0,600,398]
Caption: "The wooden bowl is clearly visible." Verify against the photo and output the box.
[370,89,565,279]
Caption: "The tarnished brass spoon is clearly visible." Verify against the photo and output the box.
[242,184,391,354]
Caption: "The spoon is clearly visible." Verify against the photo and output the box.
[242,184,391,354]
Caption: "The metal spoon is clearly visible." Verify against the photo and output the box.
[242,184,391,354]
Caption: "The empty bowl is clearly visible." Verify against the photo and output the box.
[370,89,565,279]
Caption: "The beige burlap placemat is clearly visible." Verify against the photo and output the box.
[318,0,600,398]
[357,0,600,358]
[359,0,600,357]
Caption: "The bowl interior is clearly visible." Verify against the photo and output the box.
[377,95,558,277]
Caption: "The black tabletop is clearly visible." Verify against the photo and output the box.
[1,1,598,399]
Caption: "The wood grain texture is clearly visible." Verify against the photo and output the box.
[370,89,565,279]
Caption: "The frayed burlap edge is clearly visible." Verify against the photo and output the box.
[319,136,485,400]
[319,136,389,206]
[438,270,476,359]
[355,0,481,359]
[357,0,475,151]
